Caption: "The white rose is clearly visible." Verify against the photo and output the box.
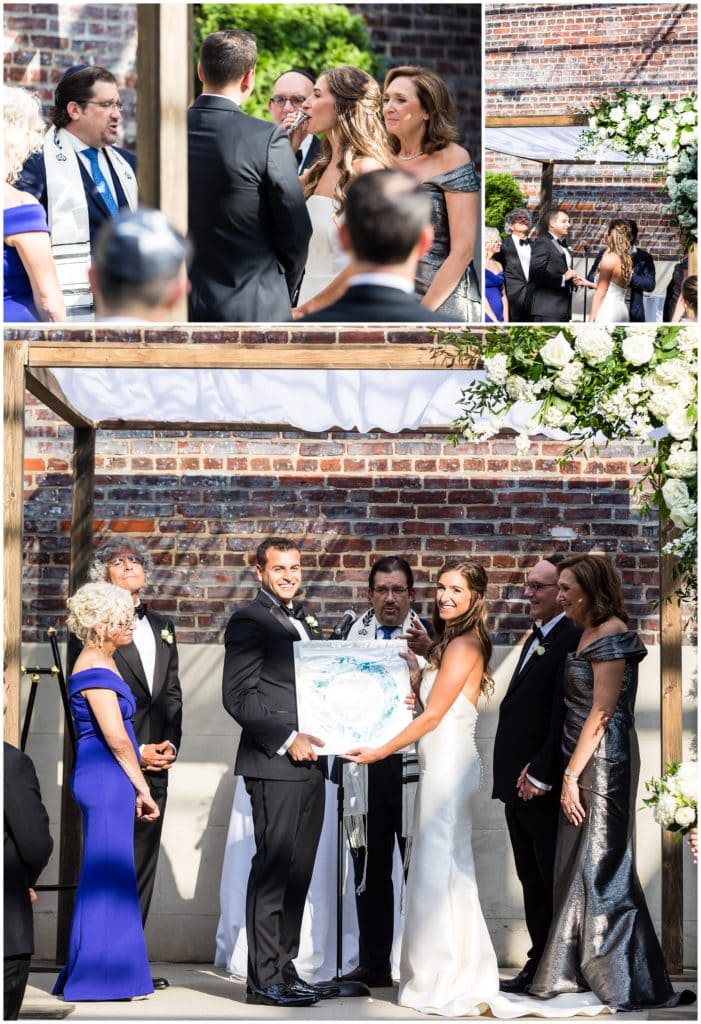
[666,442,697,478]
[505,374,536,401]
[553,360,584,397]
[647,385,683,420]
[539,333,574,369]
[484,353,509,385]
[621,332,655,366]
[669,502,696,530]
[654,792,678,827]
[574,327,614,365]
[662,478,689,509]
[672,762,698,803]
[665,407,696,440]
[674,805,696,828]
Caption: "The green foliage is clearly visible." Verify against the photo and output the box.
[193,4,383,120]
[484,173,528,234]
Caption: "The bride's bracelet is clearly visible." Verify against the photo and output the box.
[564,767,580,781]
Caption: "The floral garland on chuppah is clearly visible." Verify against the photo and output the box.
[576,90,698,247]
[445,325,697,603]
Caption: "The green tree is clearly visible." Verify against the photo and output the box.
[193,4,383,120]
[485,173,529,235]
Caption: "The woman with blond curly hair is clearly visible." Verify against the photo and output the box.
[292,65,393,317]
[53,582,158,1002]
[583,218,632,323]
[3,84,65,321]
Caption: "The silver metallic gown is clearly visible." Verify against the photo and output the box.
[414,162,480,321]
[529,631,680,1011]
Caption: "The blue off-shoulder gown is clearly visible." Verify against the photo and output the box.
[53,668,153,1001]
[3,202,51,322]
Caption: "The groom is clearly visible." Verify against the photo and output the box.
[188,31,311,322]
[492,556,581,992]
[222,537,337,1007]
[529,210,580,322]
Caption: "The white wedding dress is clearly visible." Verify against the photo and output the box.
[594,280,629,323]
[297,195,349,306]
[399,669,610,1018]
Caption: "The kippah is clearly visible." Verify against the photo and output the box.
[93,208,190,283]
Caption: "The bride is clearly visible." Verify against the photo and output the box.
[585,220,632,323]
[347,560,608,1019]
[292,66,393,318]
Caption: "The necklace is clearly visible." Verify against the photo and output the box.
[397,149,423,160]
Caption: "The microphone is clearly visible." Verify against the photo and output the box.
[330,609,356,640]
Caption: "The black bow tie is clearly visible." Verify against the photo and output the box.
[518,238,530,247]
[531,624,544,642]
[280,602,304,620]
[134,603,147,619]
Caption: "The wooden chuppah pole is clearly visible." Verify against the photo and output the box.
[659,521,684,974]
[537,161,554,236]
[56,427,96,963]
[3,341,28,745]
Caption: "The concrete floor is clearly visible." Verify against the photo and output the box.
[21,964,697,1022]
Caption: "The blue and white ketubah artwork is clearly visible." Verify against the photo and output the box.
[294,640,413,754]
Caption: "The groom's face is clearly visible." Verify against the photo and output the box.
[257,547,302,603]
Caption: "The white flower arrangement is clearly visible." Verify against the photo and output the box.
[305,614,319,629]
[643,761,697,835]
[160,626,174,645]
[577,90,697,247]
[444,324,697,604]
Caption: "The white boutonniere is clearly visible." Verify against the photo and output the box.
[305,614,319,629]
[160,626,174,646]
[535,644,546,656]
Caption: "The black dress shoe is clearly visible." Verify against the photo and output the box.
[287,979,340,999]
[152,977,169,990]
[245,983,319,1007]
[340,965,393,988]
[499,965,536,993]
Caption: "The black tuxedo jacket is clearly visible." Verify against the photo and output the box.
[300,283,459,323]
[187,94,312,322]
[298,134,322,175]
[529,234,574,322]
[492,617,582,805]
[497,236,534,321]
[114,609,183,791]
[587,247,656,322]
[17,147,136,248]
[223,590,326,781]
[4,742,53,956]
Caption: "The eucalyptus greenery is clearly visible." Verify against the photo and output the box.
[445,325,697,603]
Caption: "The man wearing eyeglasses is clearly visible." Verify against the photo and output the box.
[18,65,137,320]
[267,69,321,175]
[79,537,182,991]
[492,555,581,994]
[338,557,431,989]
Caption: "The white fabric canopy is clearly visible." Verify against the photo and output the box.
[485,126,663,164]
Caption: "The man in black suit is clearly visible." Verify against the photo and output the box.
[301,169,458,323]
[188,31,312,322]
[492,555,581,993]
[18,65,137,319]
[90,538,183,990]
[222,537,338,1008]
[339,557,432,989]
[4,682,54,1020]
[268,69,321,174]
[495,208,535,322]
[529,210,580,322]
[586,218,655,322]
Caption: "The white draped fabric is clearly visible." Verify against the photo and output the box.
[484,126,663,165]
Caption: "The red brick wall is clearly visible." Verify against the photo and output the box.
[22,395,662,647]
[485,2,697,260]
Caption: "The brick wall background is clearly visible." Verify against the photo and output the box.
[3,3,481,165]
[22,398,663,647]
[485,2,698,261]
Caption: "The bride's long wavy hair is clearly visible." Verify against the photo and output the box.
[303,65,393,212]
[605,219,633,285]
[427,559,494,699]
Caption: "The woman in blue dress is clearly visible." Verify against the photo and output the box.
[53,582,158,1002]
[383,67,480,320]
[484,227,508,322]
[3,85,65,322]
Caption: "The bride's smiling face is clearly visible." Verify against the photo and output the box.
[436,570,472,621]
[301,75,337,135]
